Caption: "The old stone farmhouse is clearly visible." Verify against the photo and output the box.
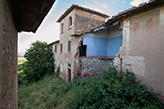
[50,0,164,96]
[0,0,55,108]
[50,4,110,82]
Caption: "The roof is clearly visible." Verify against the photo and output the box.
[104,0,164,27]
[71,0,164,36]
[57,4,109,23]
[9,0,56,33]
[49,40,60,45]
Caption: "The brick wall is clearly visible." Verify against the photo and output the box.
[1,0,18,108]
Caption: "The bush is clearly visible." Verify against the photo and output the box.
[68,67,164,109]
[55,66,60,77]
[22,41,54,82]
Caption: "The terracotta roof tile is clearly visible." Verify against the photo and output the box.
[104,0,164,27]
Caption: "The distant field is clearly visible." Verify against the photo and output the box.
[18,57,26,61]
[18,60,26,64]
[18,57,26,64]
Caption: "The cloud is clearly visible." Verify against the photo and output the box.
[112,0,120,4]
[112,1,115,3]
[130,0,149,6]
[94,1,99,4]
[101,3,108,9]
[122,1,125,3]
[18,22,60,53]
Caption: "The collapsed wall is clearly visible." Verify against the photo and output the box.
[74,58,113,78]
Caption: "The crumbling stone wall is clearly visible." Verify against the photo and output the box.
[0,0,18,108]
[74,58,113,78]
[114,6,164,96]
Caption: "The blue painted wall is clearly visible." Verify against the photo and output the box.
[83,35,122,56]
[83,35,107,56]
[107,36,123,56]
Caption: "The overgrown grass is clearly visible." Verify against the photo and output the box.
[18,67,164,109]
[18,76,72,109]
[18,60,26,64]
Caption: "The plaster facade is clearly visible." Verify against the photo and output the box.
[83,25,123,57]
[51,42,60,72]
[75,9,105,33]
[114,4,164,95]
[56,6,108,82]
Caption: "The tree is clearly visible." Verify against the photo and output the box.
[22,40,54,82]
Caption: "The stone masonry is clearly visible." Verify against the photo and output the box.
[1,0,18,108]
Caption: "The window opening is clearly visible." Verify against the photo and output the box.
[60,44,63,52]
[61,23,64,33]
[79,42,87,57]
[55,45,57,52]
[69,17,72,27]
[68,41,71,52]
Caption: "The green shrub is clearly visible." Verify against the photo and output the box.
[18,64,23,71]
[55,66,60,77]
[22,41,54,82]
[68,67,164,109]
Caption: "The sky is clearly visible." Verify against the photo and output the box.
[18,0,149,54]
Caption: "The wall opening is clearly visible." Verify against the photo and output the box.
[60,43,63,52]
[68,68,71,81]
[69,16,72,28]
[55,45,57,52]
[61,23,64,34]
[79,42,87,57]
[68,41,71,52]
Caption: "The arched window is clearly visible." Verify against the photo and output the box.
[61,23,64,33]
[69,17,72,27]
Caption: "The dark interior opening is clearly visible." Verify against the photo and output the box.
[68,69,71,81]
[79,42,87,57]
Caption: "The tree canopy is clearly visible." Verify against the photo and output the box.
[22,40,54,82]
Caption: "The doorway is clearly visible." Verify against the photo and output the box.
[68,68,71,81]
